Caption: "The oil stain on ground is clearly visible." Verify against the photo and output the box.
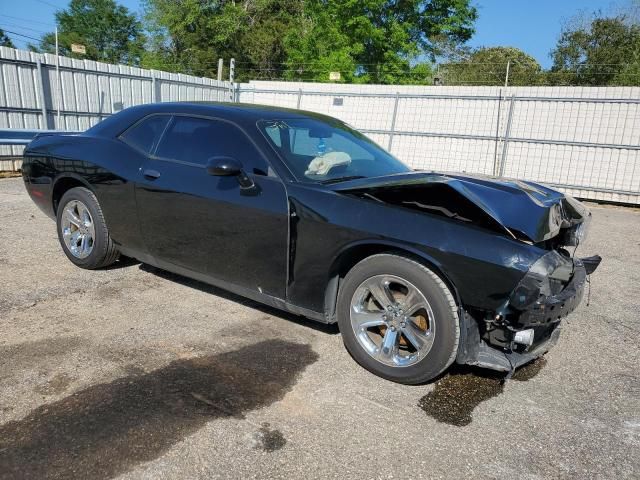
[511,357,547,382]
[0,337,85,374]
[250,422,287,452]
[0,339,317,480]
[419,357,547,427]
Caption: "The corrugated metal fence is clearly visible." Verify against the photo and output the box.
[0,46,231,170]
[239,81,640,204]
[1,46,639,204]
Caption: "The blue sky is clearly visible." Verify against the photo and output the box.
[0,0,621,68]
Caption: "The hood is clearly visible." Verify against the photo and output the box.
[329,171,590,244]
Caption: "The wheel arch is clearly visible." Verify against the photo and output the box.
[323,241,463,323]
[52,174,94,214]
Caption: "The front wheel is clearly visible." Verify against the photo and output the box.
[56,187,120,269]
[337,254,460,384]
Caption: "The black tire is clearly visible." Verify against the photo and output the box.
[337,254,459,384]
[56,187,120,269]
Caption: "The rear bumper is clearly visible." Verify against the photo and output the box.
[23,175,55,219]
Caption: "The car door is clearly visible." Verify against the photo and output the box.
[135,114,289,299]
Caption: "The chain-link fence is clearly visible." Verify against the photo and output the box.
[1,44,639,204]
[233,61,640,87]
[238,82,640,204]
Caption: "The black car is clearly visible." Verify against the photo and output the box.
[21,102,600,384]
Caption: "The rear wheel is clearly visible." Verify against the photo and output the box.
[337,254,459,384]
[56,187,119,269]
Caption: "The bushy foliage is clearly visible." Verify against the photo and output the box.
[0,29,15,48]
[141,0,477,83]
[32,0,145,65]
[550,13,640,86]
[439,47,543,86]
[23,0,640,86]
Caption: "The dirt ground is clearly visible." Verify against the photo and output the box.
[1,176,638,479]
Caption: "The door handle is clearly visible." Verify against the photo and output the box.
[143,169,161,180]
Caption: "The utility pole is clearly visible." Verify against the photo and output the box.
[217,58,223,82]
[229,58,235,102]
[504,60,511,88]
[55,27,61,124]
[229,58,235,84]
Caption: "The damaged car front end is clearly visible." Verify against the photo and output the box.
[458,250,601,374]
[332,172,601,375]
[457,190,602,374]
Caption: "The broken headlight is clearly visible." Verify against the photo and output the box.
[562,214,592,247]
[509,250,574,310]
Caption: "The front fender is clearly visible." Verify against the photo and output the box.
[321,238,465,323]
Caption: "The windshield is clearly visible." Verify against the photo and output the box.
[257,118,411,183]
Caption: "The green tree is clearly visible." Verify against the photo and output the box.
[143,0,476,84]
[0,29,15,48]
[33,0,145,65]
[285,0,476,84]
[550,14,640,86]
[440,47,543,86]
[142,0,306,80]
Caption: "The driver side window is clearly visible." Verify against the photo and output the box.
[155,116,271,175]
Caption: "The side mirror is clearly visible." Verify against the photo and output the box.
[206,156,259,194]
[206,156,241,176]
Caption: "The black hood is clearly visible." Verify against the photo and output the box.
[329,172,590,243]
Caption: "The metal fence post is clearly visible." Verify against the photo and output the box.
[151,73,160,103]
[296,88,303,110]
[35,58,51,129]
[229,58,235,101]
[387,92,400,151]
[504,60,510,88]
[217,58,223,82]
[492,89,503,175]
[498,95,516,177]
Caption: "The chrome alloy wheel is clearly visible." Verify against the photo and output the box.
[60,200,95,259]
[349,274,436,367]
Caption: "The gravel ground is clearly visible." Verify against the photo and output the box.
[0,176,638,480]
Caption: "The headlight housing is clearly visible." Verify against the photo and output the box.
[563,214,592,247]
[509,250,574,310]
[558,196,592,247]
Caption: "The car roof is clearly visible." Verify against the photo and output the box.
[87,101,345,137]
[175,101,323,120]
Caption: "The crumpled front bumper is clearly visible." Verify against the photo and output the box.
[458,320,564,373]
[471,325,563,372]
[518,261,587,327]
[457,255,601,373]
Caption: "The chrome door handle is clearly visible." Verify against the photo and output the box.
[143,169,161,180]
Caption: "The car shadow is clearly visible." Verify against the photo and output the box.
[139,263,340,335]
[0,339,318,480]
[99,255,141,270]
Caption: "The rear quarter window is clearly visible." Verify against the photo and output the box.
[119,115,171,155]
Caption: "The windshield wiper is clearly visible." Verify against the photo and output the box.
[321,175,366,185]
